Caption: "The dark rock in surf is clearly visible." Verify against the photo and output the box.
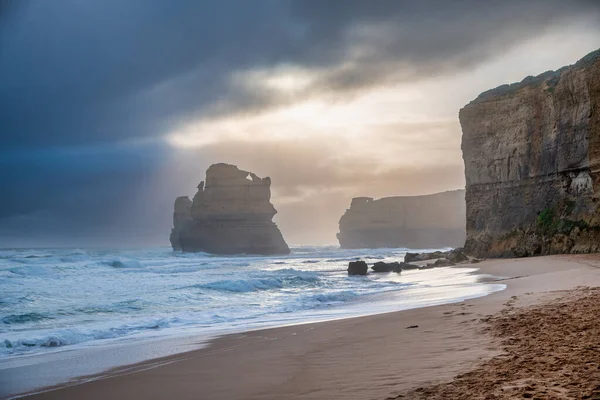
[348,261,368,276]
[404,251,447,263]
[371,261,402,273]
[398,262,420,270]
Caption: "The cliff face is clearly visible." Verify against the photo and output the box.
[460,49,600,257]
[170,163,290,255]
[337,190,466,249]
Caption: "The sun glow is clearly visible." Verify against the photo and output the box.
[166,67,431,152]
[166,30,600,167]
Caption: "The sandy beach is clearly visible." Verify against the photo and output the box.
[18,255,600,400]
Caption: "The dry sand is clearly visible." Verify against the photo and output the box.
[21,255,600,400]
[405,286,600,399]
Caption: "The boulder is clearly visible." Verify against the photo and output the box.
[398,262,420,270]
[404,252,420,263]
[404,250,448,263]
[447,248,469,263]
[371,261,402,273]
[433,258,455,267]
[348,261,368,276]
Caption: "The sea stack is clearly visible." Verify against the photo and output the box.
[337,191,466,249]
[170,163,290,255]
[460,49,600,258]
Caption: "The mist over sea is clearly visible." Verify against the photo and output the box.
[0,246,504,360]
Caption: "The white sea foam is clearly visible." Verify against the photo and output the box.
[0,246,504,359]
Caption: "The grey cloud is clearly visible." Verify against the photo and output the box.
[1,0,598,246]
[2,0,598,149]
[176,136,465,196]
[289,0,600,95]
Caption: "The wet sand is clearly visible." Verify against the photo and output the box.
[19,255,600,400]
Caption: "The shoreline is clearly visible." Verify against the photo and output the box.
[10,255,600,399]
[1,263,500,398]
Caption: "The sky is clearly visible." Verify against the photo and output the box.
[1,0,600,247]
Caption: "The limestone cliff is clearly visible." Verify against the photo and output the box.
[337,190,466,249]
[170,163,290,255]
[460,49,600,257]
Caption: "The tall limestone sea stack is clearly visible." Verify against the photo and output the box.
[337,191,466,249]
[461,49,600,257]
[170,163,290,255]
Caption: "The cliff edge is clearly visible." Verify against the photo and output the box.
[460,49,600,257]
[170,163,290,255]
[337,190,466,249]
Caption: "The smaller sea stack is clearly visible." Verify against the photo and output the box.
[337,191,466,249]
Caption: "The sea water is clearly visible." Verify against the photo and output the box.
[0,246,504,360]
[0,246,505,396]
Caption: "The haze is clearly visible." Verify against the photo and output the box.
[1,0,599,247]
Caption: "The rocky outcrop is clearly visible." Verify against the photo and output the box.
[371,261,402,273]
[404,248,468,264]
[337,191,466,249]
[431,258,454,267]
[398,262,420,270]
[170,163,290,255]
[404,251,447,263]
[460,49,600,257]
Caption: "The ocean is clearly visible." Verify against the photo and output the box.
[0,246,504,363]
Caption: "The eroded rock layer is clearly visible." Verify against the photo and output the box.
[170,196,192,251]
[460,49,600,257]
[170,163,290,255]
[337,190,466,249]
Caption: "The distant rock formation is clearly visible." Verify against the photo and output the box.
[170,163,290,255]
[461,48,600,257]
[337,190,466,249]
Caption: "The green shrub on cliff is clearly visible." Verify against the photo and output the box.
[537,204,590,234]
[554,218,589,234]
[537,207,555,229]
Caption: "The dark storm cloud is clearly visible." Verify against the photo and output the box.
[0,142,177,247]
[1,0,598,246]
[2,0,599,149]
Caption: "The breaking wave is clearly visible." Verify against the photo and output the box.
[194,269,320,293]
[0,246,504,358]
